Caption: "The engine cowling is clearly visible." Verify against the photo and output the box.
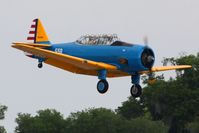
[141,47,155,69]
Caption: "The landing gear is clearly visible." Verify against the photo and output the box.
[38,59,44,68]
[130,74,142,98]
[38,62,43,68]
[97,70,109,94]
[130,84,142,98]
[97,79,109,94]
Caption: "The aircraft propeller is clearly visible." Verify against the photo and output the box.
[143,36,156,85]
[143,35,148,46]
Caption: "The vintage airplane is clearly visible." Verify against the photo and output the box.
[12,19,191,98]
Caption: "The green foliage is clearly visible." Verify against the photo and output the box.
[66,108,167,133]
[142,80,199,132]
[66,108,124,133]
[187,119,199,133]
[116,97,144,119]
[15,109,66,133]
[15,108,168,133]
[127,118,168,133]
[0,127,7,133]
[141,53,199,132]
[0,104,7,120]
[175,53,199,89]
[0,104,7,133]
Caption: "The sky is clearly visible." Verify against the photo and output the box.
[0,0,199,132]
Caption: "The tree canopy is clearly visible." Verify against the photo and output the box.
[15,108,167,133]
[0,104,7,133]
[15,109,66,133]
[141,53,199,132]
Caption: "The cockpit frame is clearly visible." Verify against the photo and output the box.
[76,34,120,45]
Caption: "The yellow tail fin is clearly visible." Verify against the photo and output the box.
[27,19,50,44]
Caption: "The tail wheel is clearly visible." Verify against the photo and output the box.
[38,62,43,68]
[97,79,109,94]
[130,84,142,98]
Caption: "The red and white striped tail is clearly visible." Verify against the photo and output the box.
[25,19,38,57]
[27,19,37,43]
[24,18,50,58]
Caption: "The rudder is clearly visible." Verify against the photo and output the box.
[27,19,51,44]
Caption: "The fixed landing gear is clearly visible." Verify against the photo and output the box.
[38,59,44,68]
[38,62,43,68]
[130,74,142,98]
[95,70,142,97]
[97,70,109,94]
[130,84,142,98]
[97,79,109,94]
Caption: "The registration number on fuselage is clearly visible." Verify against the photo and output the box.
[55,48,63,53]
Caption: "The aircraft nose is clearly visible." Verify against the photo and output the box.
[141,47,155,69]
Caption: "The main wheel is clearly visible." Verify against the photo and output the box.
[130,84,142,98]
[97,79,109,94]
[38,63,43,68]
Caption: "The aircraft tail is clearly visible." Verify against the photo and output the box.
[27,19,51,44]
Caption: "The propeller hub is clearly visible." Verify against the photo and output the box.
[141,47,155,69]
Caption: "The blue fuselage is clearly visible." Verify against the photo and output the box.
[48,42,155,74]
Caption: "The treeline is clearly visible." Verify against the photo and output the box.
[2,53,199,133]
[15,108,167,133]
[0,104,7,133]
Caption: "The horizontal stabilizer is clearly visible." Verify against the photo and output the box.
[13,42,50,48]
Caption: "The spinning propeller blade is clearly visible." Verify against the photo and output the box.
[142,35,156,84]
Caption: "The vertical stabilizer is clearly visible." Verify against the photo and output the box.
[27,19,51,44]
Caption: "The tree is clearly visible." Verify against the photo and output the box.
[142,80,199,132]
[141,53,199,133]
[127,118,168,133]
[162,53,199,89]
[15,108,168,133]
[187,119,199,133]
[0,104,7,133]
[175,53,199,89]
[66,108,125,133]
[116,97,144,119]
[66,108,167,133]
[15,109,66,133]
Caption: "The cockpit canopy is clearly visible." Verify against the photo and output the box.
[76,34,120,45]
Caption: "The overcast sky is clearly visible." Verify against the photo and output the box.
[0,0,199,132]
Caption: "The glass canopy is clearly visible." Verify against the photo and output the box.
[76,34,120,45]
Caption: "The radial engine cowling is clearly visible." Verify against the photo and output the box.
[141,47,155,69]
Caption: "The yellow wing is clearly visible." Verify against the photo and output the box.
[139,65,192,74]
[12,43,118,74]
[12,43,191,77]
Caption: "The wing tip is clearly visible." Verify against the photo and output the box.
[179,65,192,69]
